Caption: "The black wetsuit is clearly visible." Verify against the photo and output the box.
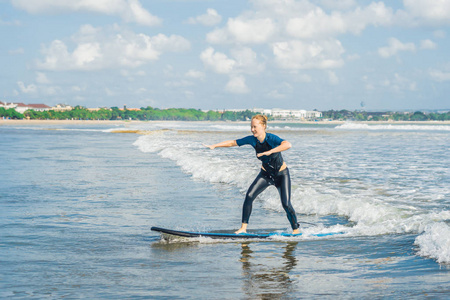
[236,133,299,230]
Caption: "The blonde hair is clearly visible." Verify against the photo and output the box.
[252,114,268,129]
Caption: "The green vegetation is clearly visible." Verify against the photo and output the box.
[1,106,258,121]
[0,107,24,119]
[2,106,449,121]
[321,110,450,121]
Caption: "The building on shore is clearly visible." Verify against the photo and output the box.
[207,108,322,120]
[0,101,15,110]
[0,101,51,114]
[269,108,322,120]
[52,104,73,112]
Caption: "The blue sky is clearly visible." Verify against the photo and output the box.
[1,0,449,111]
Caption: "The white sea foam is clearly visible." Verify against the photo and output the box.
[133,133,256,187]
[415,222,450,264]
[336,122,450,131]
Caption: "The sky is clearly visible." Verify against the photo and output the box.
[1,0,449,111]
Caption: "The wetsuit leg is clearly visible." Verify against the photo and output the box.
[242,171,271,224]
[274,168,299,230]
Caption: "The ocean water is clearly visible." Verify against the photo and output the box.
[1,121,449,299]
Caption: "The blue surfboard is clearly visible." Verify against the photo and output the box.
[151,226,343,240]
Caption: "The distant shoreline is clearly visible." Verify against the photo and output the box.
[1,119,450,125]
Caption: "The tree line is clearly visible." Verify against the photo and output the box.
[1,106,449,121]
[1,106,258,121]
[321,110,450,121]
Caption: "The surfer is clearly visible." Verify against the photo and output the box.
[204,114,300,234]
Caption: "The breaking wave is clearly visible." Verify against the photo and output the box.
[336,122,450,131]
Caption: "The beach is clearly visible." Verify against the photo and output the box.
[1,120,449,298]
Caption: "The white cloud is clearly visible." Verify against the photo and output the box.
[205,1,395,72]
[200,46,264,93]
[135,87,147,94]
[382,73,417,92]
[229,18,276,44]
[273,39,345,70]
[285,8,348,39]
[403,0,450,25]
[184,90,194,99]
[433,30,446,39]
[207,17,276,44]
[429,69,450,82]
[294,73,313,83]
[212,1,393,42]
[165,80,193,88]
[0,17,21,26]
[43,86,59,95]
[327,71,339,85]
[266,82,293,99]
[9,48,24,55]
[36,72,50,84]
[420,39,437,50]
[318,0,357,11]
[225,75,250,94]
[362,75,375,90]
[72,86,83,92]
[200,47,235,74]
[378,38,415,58]
[185,69,205,80]
[365,83,375,90]
[200,46,264,77]
[394,73,417,92]
[187,8,222,26]
[346,53,360,61]
[17,78,63,96]
[163,65,174,76]
[267,89,286,99]
[11,0,161,26]
[36,25,190,71]
[284,3,394,39]
[105,88,115,96]
[363,73,417,93]
[17,81,37,94]
[230,47,265,74]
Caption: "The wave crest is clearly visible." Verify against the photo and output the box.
[415,222,450,264]
[336,122,450,131]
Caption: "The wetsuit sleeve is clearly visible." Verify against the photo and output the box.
[266,133,284,148]
[236,135,256,147]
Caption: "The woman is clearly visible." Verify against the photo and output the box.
[204,115,300,234]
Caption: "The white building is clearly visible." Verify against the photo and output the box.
[0,101,17,110]
[0,101,51,114]
[52,104,73,111]
[255,108,322,120]
[197,107,323,120]
[15,103,51,114]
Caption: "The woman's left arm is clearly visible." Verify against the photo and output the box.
[257,140,292,157]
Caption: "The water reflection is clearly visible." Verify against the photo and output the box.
[240,242,298,299]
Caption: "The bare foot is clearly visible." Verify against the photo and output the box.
[292,229,300,234]
[235,223,248,234]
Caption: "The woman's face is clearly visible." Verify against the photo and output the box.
[251,118,266,138]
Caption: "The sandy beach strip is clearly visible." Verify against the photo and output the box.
[0,119,142,126]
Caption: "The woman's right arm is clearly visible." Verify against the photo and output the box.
[204,140,237,150]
